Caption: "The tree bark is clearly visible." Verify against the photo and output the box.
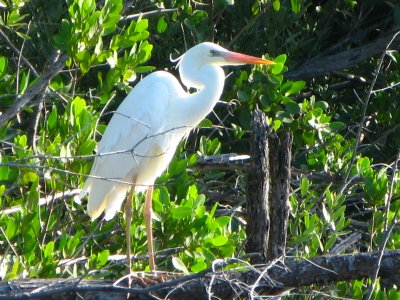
[2,250,400,300]
[245,109,270,263]
[268,132,292,260]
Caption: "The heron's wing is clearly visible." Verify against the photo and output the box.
[81,71,184,220]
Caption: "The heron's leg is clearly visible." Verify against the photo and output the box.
[144,185,155,271]
[125,187,135,274]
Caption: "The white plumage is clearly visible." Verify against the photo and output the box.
[81,71,187,220]
[79,42,274,270]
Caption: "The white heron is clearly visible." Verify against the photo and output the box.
[80,42,275,271]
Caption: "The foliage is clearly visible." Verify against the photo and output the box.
[0,0,400,298]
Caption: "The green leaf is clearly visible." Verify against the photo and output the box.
[286,80,306,95]
[329,122,346,131]
[215,216,230,227]
[97,249,110,267]
[272,0,280,11]
[5,218,16,240]
[207,203,218,224]
[134,66,155,73]
[388,287,400,300]
[325,234,337,251]
[136,42,153,63]
[357,157,371,174]
[171,206,192,219]
[191,261,207,272]
[0,56,7,77]
[285,101,301,114]
[70,97,86,127]
[135,18,148,33]
[197,118,213,128]
[207,235,228,247]
[44,241,55,259]
[290,0,301,13]
[47,106,58,130]
[300,177,309,196]
[78,139,96,155]
[172,257,189,273]
[157,16,168,33]
[268,73,283,85]
[314,101,329,110]
[0,160,9,181]
[274,54,287,65]
[271,63,284,75]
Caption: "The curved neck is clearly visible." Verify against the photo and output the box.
[176,64,225,128]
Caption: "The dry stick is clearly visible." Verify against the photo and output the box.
[122,8,178,21]
[2,189,81,215]
[0,52,66,127]
[365,151,400,300]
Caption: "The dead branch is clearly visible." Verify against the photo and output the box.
[286,27,400,80]
[0,52,66,127]
[2,250,400,299]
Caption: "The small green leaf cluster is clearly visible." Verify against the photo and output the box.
[338,280,400,299]
[151,184,241,272]
[290,179,349,256]
[53,0,154,92]
[0,0,29,38]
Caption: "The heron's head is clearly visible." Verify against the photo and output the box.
[179,42,275,68]
[177,42,274,89]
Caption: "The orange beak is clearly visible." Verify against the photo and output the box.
[224,51,275,65]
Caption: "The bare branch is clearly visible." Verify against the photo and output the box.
[1,189,81,215]
[2,250,400,299]
[0,52,66,127]
[286,28,400,80]
[122,8,178,21]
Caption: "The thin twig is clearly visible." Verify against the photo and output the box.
[365,151,400,300]
[122,8,178,21]
[342,31,400,186]
[0,27,39,77]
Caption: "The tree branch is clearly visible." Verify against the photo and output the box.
[286,27,400,80]
[0,52,66,127]
[2,250,400,299]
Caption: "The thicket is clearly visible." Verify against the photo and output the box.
[0,0,400,298]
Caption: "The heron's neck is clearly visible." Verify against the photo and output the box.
[178,65,225,127]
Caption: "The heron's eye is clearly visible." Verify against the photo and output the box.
[210,50,217,56]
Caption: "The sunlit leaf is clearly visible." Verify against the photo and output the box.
[171,206,192,219]
[191,261,207,272]
[172,257,189,273]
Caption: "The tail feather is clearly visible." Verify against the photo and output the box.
[82,178,129,221]
[104,186,130,220]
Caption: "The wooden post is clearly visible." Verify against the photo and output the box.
[268,132,292,259]
[245,109,270,264]
[246,108,293,264]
